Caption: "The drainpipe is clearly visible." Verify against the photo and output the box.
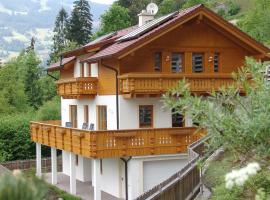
[46,55,63,81]
[100,60,120,130]
[121,157,132,200]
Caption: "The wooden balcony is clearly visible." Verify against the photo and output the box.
[30,121,203,158]
[119,73,235,97]
[57,77,98,99]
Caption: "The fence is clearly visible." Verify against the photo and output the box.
[135,136,209,200]
[0,157,62,173]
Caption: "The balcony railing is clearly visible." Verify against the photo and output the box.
[119,73,235,96]
[30,121,203,158]
[57,77,98,99]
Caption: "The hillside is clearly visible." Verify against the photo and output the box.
[0,0,109,63]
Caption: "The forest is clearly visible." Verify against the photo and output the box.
[0,0,269,162]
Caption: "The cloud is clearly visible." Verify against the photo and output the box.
[0,3,13,15]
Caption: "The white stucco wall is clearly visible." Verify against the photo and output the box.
[62,150,92,182]
[61,95,117,130]
[73,55,95,78]
[128,154,188,199]
[92,158,125,198]
[119,96,172,129]
[91,63,99,77]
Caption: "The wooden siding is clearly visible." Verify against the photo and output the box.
[97,59,119,95]
[119,19,249,75]
[119,73,235,96]
[57,77,98,99]
[30,121,202,158]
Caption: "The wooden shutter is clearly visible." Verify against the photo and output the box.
[84,105,89,124]
[69,105,77,128]
[97,106,107,130]
[80,63,85,77]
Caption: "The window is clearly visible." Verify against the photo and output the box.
[154,52,162,72]
[192,53,204,73]
[80,63,84,77]
[139,105,153,128]
[172,109,184,127]
[171,53,183,73]
[76,155,79,166]
[214,53,219,72]
[84,105,89,124]
[97,106,107,130]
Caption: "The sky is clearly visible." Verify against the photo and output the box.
[91,0,116,5]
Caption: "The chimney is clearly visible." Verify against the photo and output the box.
[138,10,155,26]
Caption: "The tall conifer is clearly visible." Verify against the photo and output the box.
[67,0,93,45]
[49,8,69,64]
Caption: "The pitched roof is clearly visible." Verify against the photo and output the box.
[83,4,270,62]
[47,56,76,72]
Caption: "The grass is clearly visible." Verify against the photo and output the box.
[24,169,81,200]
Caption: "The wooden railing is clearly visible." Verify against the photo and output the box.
[30,121,203,159]
[135,136,209,200]
[57,77,98,99]
[119,73,235,96]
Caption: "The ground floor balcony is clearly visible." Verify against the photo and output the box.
[57,77,98,99]
[30,120,202,159]
[119,73,235,97]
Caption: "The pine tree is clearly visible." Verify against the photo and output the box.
[67,0,93,45]
[23,50,43,109]
[49,8,69,64]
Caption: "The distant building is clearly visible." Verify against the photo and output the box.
[30,4,270,200]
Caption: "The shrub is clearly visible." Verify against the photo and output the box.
[0,170,47,200]
[163,58,270,159]
[36,96,61,121]
[0,113,36,161]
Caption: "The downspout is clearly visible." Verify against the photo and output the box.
[100,60,119,130]
[46,55,63,81]
[121,157,132,200]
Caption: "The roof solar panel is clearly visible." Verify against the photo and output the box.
[116,12,178,42]
[88,32,117,45]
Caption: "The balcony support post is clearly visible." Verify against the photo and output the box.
[51,147,57,185]
[36,142,42,177]
[93,159,102,200]
[69,152,76,195]
[185,113,193,127]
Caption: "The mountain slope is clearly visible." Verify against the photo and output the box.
[0,0,109,63]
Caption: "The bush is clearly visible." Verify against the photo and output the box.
[0,171,47,200]
[163,58,270,158]
[36,96,61,121]
[0,113,36,161]
[228,0,241,16]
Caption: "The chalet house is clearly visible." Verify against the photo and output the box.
[30,4,270,200]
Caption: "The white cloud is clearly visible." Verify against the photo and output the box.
[90,0,115,5]
[3,31,29,43]
[0,3,13,15]
[37,0,51,12]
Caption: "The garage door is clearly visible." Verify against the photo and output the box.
[143,158,187,191]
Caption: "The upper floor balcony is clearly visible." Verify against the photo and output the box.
[119,73,235,97]
[57,77,98,99]
[30,121,203,158]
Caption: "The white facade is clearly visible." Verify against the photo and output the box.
[61,150,188,199]
[58,61,191,199]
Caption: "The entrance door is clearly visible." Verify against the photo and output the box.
[69,105,77,128]
[97,106,107,130]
